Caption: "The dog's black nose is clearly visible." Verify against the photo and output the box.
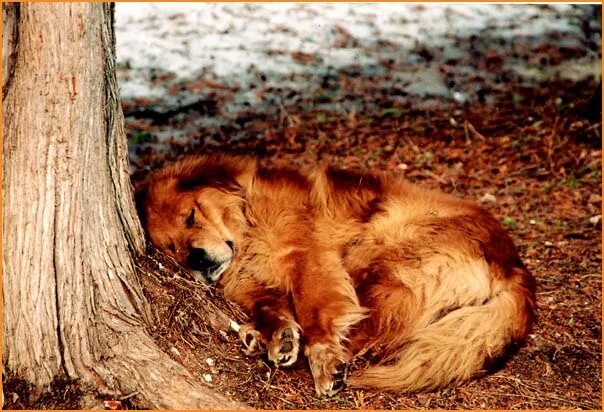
[187,247,220,273]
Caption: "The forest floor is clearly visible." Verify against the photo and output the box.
[129,82,602,410]
[3,3,601,410]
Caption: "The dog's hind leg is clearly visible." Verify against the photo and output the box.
[291,250,368,396]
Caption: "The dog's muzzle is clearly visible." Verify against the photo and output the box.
[187,247,231,283]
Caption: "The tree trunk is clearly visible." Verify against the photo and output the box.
[2,3,241,409]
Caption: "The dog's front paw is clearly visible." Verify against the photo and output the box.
[306,342,349,397]
[239,324,266,355]
[267,324,300,367]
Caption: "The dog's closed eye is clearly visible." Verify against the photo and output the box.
[185,208,195,228]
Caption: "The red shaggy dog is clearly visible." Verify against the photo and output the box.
[137,154,536,396]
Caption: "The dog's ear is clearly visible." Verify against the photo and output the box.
[177,162,243,195]
[210,174,242,195]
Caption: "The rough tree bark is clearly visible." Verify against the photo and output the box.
[2,3,241,408]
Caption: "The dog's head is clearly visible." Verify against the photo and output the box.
[136,155,254,283]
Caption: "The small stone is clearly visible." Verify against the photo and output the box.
[203,373,213,383]
[169,347,180,357]
[589,215,601,225]
[449,117,458,126]
[544,241,554,247]
[480,193,497,203]
[529,219,536,225]
[229,319,241,332]
[397,163,409,170]
[452,91,467,104]
[206,358,215,367]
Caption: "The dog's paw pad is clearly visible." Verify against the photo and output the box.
[279,340,293,353]
[238,325,266,355]
[268,325,300,367]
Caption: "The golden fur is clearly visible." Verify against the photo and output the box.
[137,154,536,396]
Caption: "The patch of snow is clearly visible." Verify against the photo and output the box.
[115,3,600,98]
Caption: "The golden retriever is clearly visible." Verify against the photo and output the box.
[137,154,536,396]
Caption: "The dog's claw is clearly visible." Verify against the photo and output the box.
[331,363,348,392]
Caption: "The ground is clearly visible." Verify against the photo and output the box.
[3,3,601,410]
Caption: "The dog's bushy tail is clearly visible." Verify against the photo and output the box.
[348,267,535,392]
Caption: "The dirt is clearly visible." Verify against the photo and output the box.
[124,77,601,410]
[3,4,601,410]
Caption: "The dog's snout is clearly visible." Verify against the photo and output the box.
[187,247,219,273]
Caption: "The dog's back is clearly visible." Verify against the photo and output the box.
[295,163,536,391]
